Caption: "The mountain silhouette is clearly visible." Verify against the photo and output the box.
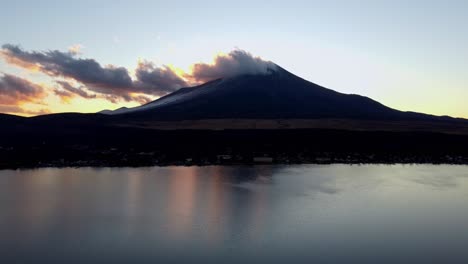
[103,65,449,122]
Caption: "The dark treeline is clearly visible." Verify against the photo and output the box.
[1,124,468,168]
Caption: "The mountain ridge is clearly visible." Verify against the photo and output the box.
[98,65,460,123]
[1,64,467,125]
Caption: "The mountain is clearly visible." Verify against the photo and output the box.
[102,65,451,122]
[1,65,468,167]
[1,64,467,133]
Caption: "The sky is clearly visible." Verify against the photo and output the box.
[1,0,467,118]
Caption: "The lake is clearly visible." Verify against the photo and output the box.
[1,165,467,263]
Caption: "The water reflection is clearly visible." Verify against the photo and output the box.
[0,165,468,263]
[162,166,276,243]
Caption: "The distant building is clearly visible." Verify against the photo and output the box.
[217,155,232,162]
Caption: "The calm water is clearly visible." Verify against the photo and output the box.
[1,165,468,263]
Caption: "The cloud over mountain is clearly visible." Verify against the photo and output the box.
[134,61,188,95]
[189,49,277,83]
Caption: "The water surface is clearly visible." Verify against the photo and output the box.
[1,165,467,263]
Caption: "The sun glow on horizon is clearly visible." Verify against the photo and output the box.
[1,45,468,119]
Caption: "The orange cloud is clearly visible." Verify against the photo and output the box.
[0,50,40,72]
[54,81,97,102]
[0,73,46,104]
[0,105,50,116]
[0,73,49,116]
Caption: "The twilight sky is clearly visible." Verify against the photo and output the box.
[1,0,467,117]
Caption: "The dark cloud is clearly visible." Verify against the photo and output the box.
[189,49,277,83]
[0,73,48,115]
[53,89,74,102]
[1,44,186,103]
[0,73,46,105]
[1,44,133,96]
[53,80,152,104]
[134,61,187,95]
[55,81,97,100]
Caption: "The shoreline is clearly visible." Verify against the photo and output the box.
[3,156,468,170]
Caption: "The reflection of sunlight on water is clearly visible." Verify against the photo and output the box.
[167,167,198,239]
[9,169,66,240]
[124,169,144,236]
[206,166,225,243]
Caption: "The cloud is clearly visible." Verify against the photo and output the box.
[129,94,153,104]
[0,105,26,114]
[1,44,184,103]
[1,45,277,109]
[134,61,188,95]
[27,108,51,115]
[0,73,46,105]
[1,44,133,94]
[53,89,74,102]
[0,105,50,116]
[53,80,153,105]
[55,80,96,100]
[0,73,48,115]
[189,49,277,83]
[68,44,84,55]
